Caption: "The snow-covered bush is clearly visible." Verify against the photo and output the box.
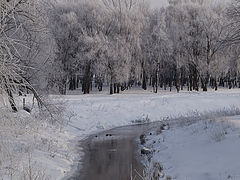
[132,114,150,124]
[176,106,240,128]
[209,125,227,142]
[19,154,48,180]
[204,117,233,142]
[0,96,70,180]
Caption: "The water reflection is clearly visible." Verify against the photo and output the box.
[69,123,160,180]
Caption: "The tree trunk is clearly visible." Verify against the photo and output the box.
[193,74,199,91]
[69,77,74,90]
[215,78,218,91]
[176,69,180,93]
[98,81,103,92]
[189,76,193,91]
[154,71,158,93]
[114,83,117,93]
[110,84,113,95]
[59,77,67,95]
[5,85,18,112]
[180,74,184,91]
[82,64,92,94]
[117,84,120,93]
[202,75,209,92]
[142,69,147,90]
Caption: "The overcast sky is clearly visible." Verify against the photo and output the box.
[149,0,169,8]
[149,0,231,8]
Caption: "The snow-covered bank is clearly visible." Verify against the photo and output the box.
[142,116,240,180]
[0,97,77,180]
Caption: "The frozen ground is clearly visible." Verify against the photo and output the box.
[0,97,77,180]
[2,88,240,179]
[65,88,240,138]
[143,116,240,180]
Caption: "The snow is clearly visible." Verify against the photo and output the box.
[0,97,78,180]
[143,116,240,179]
[2,88,240,179]
[65,89,240,138]
[62,89,240,178]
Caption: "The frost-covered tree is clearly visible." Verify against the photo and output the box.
[46,0,239,94]
[141,9,173,93]
[0,0,49,111]
[164,0,228,91]
[102,0,147,94]
[49,0,147,94]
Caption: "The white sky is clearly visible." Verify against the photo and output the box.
[149,0,231,9]
[149,0,169,8]
[57,0,231,9]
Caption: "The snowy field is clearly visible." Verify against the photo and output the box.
[2,89,240,179]
[65,89,240,138]
[143,116,240,180]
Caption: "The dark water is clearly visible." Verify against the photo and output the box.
[68,123,160,180]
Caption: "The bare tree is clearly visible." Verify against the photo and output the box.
[0,0,49,111]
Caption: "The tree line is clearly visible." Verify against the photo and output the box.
[47,0,240,94]
[2,0,240,111]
